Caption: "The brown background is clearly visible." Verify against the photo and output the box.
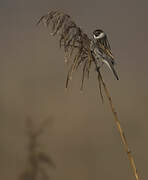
[0,0,148,180]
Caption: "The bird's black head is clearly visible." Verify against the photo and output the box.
[93,29,106,40]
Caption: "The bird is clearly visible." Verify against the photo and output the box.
[37,10,119,82]
[92,29,119,80]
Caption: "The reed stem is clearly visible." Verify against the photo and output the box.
[98,70,140,180]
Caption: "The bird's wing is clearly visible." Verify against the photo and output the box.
[99,35,111,51]
[99,43,115,60]
[93,43,119,80]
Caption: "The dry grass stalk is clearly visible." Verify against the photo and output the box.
[102,76,139,180]
[93,57,140,180]
[19,118,55,180]
[37,10,140,180]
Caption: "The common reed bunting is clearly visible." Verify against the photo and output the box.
[92,29,119,80]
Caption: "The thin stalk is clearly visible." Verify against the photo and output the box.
[97,69,140,180]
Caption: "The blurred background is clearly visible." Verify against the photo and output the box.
[0,0,148,179]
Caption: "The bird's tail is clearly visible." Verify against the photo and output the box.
[102,58,119,80]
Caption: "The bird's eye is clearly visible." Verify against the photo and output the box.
[95,31,100,36]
